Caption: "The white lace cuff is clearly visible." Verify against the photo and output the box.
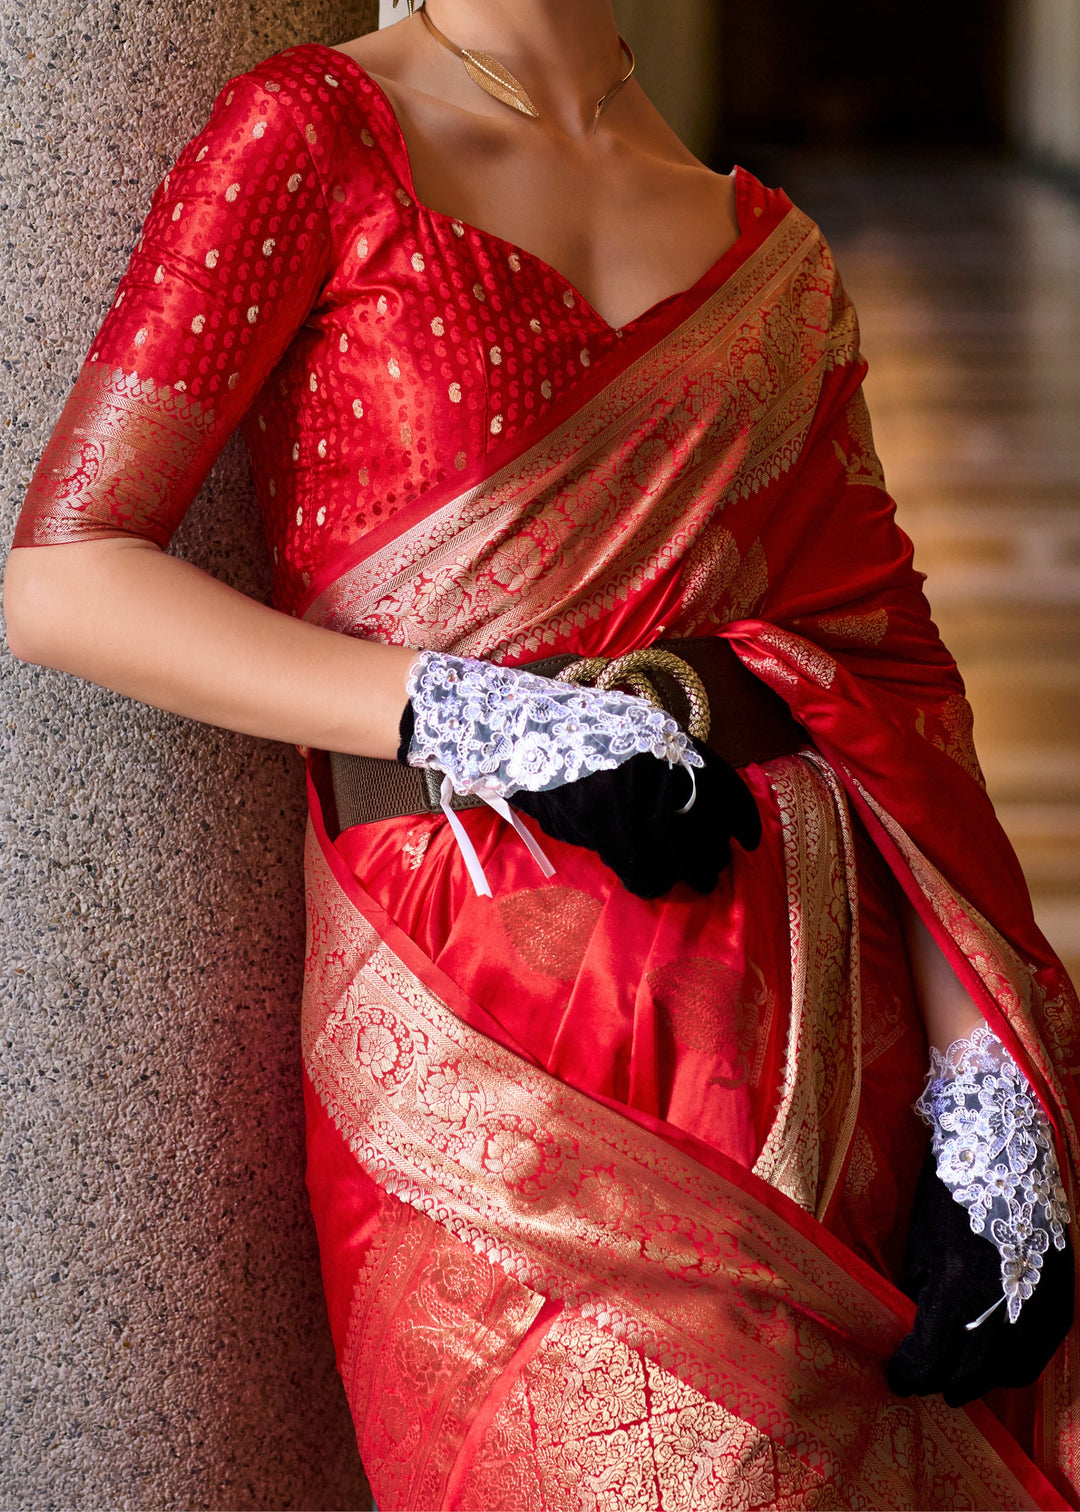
[917,1023,1070,1326]
[406,649,702,800]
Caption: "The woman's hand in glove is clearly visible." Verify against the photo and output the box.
[886,1023,1073,1407]
[885,1154,1074,1407]
[402,649,702,796]
[509,738,761,898]
[399,650,762,899]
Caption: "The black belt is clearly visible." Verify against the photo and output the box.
[327,638,807,833]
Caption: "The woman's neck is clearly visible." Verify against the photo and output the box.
[419,0,624,136]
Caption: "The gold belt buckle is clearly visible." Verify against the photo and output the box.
[554,648,711,743]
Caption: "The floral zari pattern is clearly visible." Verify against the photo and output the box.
[18,365,219,547]
[303,205,855,659]
[303,824,1052,1511]
[752,752,862,1218]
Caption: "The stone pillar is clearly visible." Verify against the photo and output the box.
[1010,0,1080,179]
[1,3,375,1508]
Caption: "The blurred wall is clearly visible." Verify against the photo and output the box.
[1010,0,1080,178]
[0,3,376,1508]
[718,0,1008,154]
[613,0,722,161]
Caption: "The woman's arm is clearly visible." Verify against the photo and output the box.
[4,539,415,760]
[897,891,984,1053]
[5,68,417,761]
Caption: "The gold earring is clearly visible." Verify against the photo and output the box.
[393,0,416,13]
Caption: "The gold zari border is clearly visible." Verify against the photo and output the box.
[304,205,860,662]
[302,801,1049,1511]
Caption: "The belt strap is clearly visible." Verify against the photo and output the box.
[328,638,806,833]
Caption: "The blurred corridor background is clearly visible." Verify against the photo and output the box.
[620,0,1080,985]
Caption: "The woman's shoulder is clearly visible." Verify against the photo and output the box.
[202,42,408,195]
[225,43,396,140]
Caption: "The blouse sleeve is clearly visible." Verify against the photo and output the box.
[13,71,330,549]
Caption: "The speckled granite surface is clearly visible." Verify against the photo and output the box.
[1,4,375,1507]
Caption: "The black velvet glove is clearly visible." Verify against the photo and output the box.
[507,737,762,899]
[885,1154,1075,1407]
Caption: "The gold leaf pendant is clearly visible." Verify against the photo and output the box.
[460,49,540,118]
[419,7,633,129]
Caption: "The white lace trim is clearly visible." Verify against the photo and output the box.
[405,651,704,898]
[406,651,703,897]
[407,651,702,799]
[917,1023,1070,1325]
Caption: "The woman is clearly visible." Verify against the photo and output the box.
[5,2,1078,1506]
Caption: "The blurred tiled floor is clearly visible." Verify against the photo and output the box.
[775,156,1080,981]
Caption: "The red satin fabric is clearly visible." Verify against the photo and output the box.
[331,762,930,1279]
[16,44,724,614]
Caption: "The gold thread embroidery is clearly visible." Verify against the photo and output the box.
[456,1314,833,1511]
[340,1194,546,1510]
[496,885,604,981]
[752,753,861,1219]
[302,824,1049,1511]
[304,214,857,661]
[755,627,838,690]
[831,388,886,491]
[816,608,889,647]
[15,364,218,547]
[401,826,432,870]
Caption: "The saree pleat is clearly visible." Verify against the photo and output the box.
[302,790,1068,1511]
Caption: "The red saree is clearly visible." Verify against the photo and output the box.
[298,200,1080,1505]
[14,44,1079,1510]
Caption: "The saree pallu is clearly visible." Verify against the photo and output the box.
[299,189,1080,1510]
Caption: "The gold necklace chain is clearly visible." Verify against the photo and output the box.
[419,7,635,130]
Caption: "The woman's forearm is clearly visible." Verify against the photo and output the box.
[3,539,417,760]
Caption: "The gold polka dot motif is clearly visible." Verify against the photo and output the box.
[62,50,641,616]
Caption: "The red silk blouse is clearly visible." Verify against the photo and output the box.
[16,45,745,617]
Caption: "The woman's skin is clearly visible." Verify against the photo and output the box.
[3,0,982,1049]
[335,0,741,332]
